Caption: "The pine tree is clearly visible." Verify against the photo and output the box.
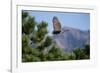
[22,11,41,62]
[22,11,64,62]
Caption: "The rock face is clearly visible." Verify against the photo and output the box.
[53,26,90,52]
[52,16,61,33]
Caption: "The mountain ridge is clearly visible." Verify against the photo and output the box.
[53,26,90,52]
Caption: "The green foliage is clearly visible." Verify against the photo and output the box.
[43,36,52,47]
[68,52,76,60]
[84,45,90,55]
[36,21,48,42]
[22,11,90,62]
[22,11,28,20]
[83,44,90,59]
[22,11,36,34]
[73,45,90,60]
[47,46,64,61]
[22,35,28,48]
[73,48,86,59]
[22,54,41,62]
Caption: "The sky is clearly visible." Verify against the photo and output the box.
[23,10,90,35]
